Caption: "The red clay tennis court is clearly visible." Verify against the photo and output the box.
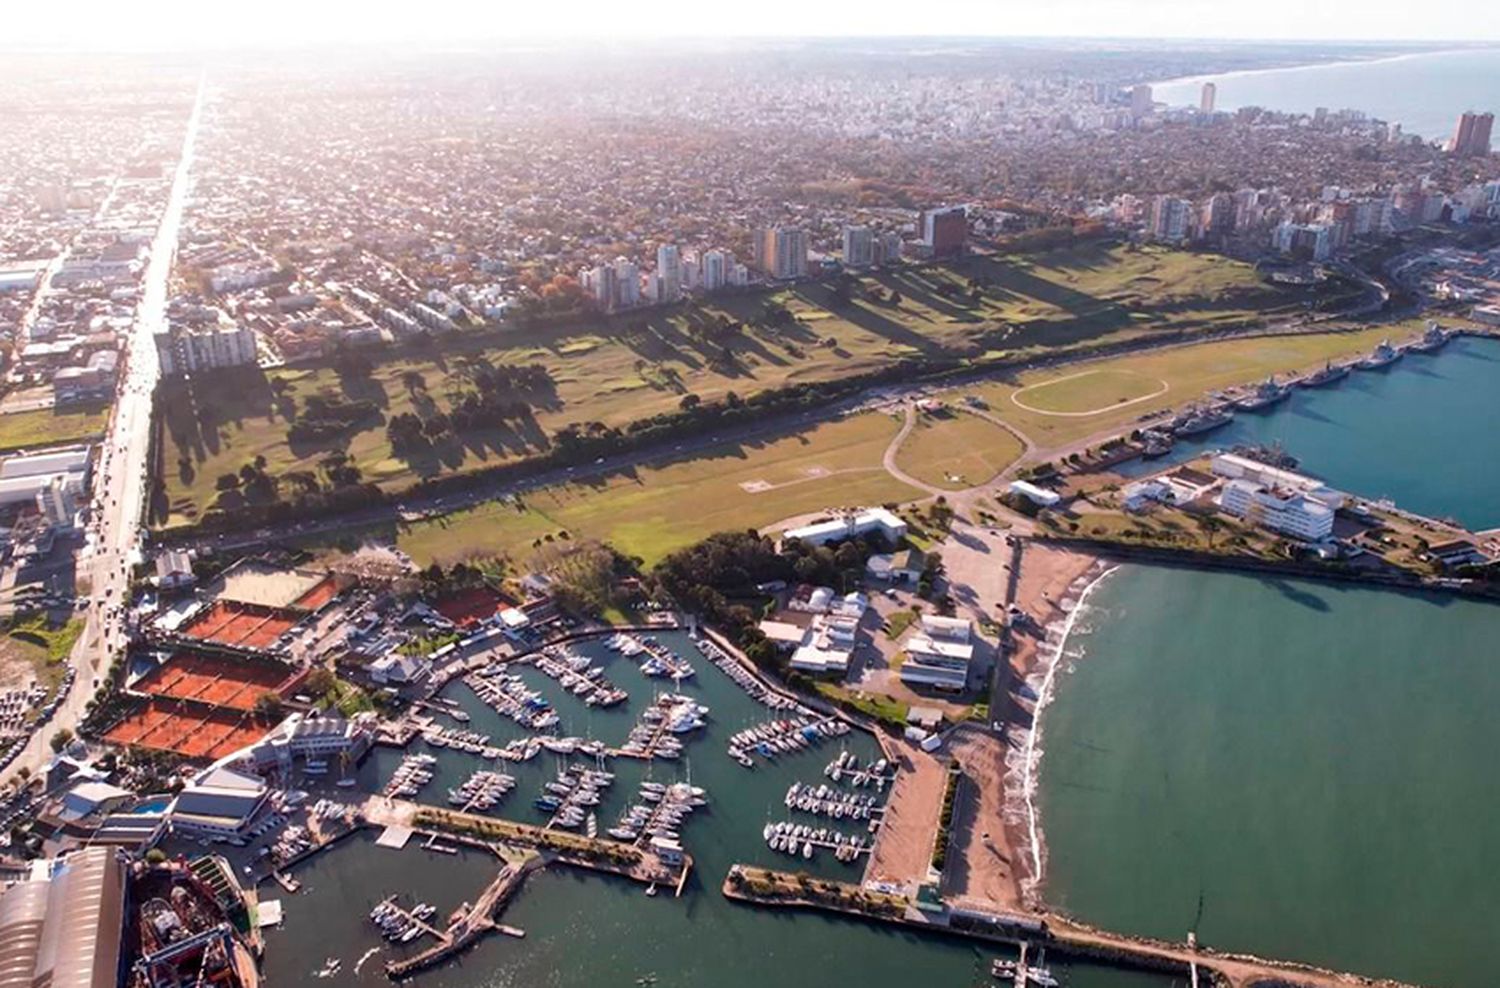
[291,575,340,611]
[104,701,269,761]
[181,600,300,650]
[134,652,290,712]
[434,587,507,629]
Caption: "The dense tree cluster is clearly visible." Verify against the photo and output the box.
[649,529,891,670]
[287,394,378,443]
[387,363,553,453]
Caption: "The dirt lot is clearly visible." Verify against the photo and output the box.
[864,736,946,893]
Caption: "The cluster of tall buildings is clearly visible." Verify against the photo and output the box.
[1449,111,1495,157]
[839,225,904,269]
[580,244,749,313]
[1126,175,1500,262]
[576,205,972,314]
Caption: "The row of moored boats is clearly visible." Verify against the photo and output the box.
[785,781,881,821]
[382,753,437,798]
[533,646,628,707]
[763,821,868,863]
[728,716,851,767]
[368,897,437,944]
[446,769,515,811]
[608,780,707,843]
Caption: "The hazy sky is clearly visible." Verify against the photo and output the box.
[5,0,1499,49]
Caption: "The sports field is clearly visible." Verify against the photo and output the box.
[155,243,1324,527]
[893,410,1025,491]
[970,325,1408,447]
[398,411,918,568]
[180,600,300,650]
[104,701,268,760]
[1010,368,1168,414]
[133,651,291,711]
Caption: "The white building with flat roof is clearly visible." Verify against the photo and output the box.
[1007,480,1060,507]
[783,507,906,547]
[1210,453,1346,510]
[899,615,975,692]
[1218,480,1335,542]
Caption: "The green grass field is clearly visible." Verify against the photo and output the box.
[396,412,917,568]
[0,405,109,451]
[1011,368,1167,414]
[155,243,1327,526]
[893,410,1025,490]
[970,324,1411,447]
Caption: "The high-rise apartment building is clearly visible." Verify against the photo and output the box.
[921,207,967,259]
[1130,84,1153,118]
[1449,111,1495,156]
[701,249,730,291]
[753,227,808,281]
[842,225,874,269]
[1200,82,1216,114]
[656,244,682,303]
[155,322,258,377]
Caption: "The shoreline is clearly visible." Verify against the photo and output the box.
[1000,553,1119,907]
[1149,44,1495,93]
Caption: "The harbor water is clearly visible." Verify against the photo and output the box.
[266,629,1177,987]
[1118,335,1500,530]
[1039,566,1500,987]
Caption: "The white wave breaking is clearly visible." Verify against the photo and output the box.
[1005,563,1118,904]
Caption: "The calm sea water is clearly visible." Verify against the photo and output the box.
[1154,48,1500,141]
[1040,566,1500,987]
[265,630,1174,988]
[1116,336,1500,530]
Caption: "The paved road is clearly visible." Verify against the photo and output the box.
[1,77,203,788]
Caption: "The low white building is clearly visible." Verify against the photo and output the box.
[1210,454,1346,510]
[783,507,907,547]
[1007,480,1060,508]
[1218,480,1335,542]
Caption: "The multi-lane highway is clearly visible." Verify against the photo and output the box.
[0,78,204,787]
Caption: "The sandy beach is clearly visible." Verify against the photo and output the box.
[948,543,1110,914]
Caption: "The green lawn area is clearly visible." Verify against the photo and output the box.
[974,323,1412,448]
[883,609,919,641]
[155,243,1324,527]
[0,614,84,699]
[398,412,919,569]
[813,682,910,728]
[893,409,1025,490]
[0,405,108,451]
[1010,367,1166,414]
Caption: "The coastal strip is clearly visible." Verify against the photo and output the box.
[1016,562,1118,898]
